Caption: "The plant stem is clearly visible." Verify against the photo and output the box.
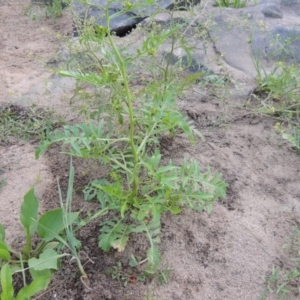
[31,240,47,258]
[105,6,139,196]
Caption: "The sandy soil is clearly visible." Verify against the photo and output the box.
[1,0,300,299]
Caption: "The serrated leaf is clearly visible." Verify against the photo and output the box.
[0,264,14,300]
[147,246,160,268]
[20,188,39,237]
[35,140,55,158]
[111,236,128,252]
[99,220,131,252]
[168,205,182,215]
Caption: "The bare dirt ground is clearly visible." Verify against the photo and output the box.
[1,0,300,299]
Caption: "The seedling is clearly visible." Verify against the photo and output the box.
[0,161,87,299]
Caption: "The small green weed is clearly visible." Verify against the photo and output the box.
[105,256,172,287]
[25,0,69,21]
[0,186,81,299]
[215,0,248,8]
[45,0,69,19]
[260,217,300,299]
[105,262,148,287]
[0,160,92,299]
[0,104,63,145]
[252,57,300,152]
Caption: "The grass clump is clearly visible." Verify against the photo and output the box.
[215,0,248,8]
[252,59,300,152]
[0,104,63,145]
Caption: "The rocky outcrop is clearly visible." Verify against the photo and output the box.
[44,0,300,98]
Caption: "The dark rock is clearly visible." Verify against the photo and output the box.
[280,0,300,6]
[163,47,212,74]
[261,4,283,18]
[72,0,201,37]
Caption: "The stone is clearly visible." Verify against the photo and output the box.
[72,0,201,36]
[280,0,300,6]
[163,47,212,73]
[261,4,283,18]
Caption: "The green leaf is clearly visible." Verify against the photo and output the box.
[20,188,39,236]
[44,242,59,250]
[110,236,129,252]
[28,249,61,271]
[37,209,63,241]
[0,241,9,252]
[0,264,14,300]
[146,246,161,271]
[16,274,52,300]
[0,223,5,242]
[0,249,10,261]
[99,220,131,252]
[29,267,52,281]
[129,255,138,267]
[35,140,55,159]
[168,205,182,215]
[37,209,79,242]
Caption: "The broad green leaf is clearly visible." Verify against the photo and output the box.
[29,268,52,281]
[20,188,39,236]
[0,223,5,241]
[16,274,52,300]
[0,249,10,261]
[44,242,59,250]
[28,249,61,271]
[37,209,79,242]
[0,241,9,251]
[0,264,14,300]
[37,209,63,241]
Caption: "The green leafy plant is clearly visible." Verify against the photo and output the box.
[252,58,300,151]
[0,185,81,299]
[215,0,248,8]
[105,255,172,287]
[0,104,63,145]
[36,0,226,273]
[25,0,69,21]
[45,0,69,19]
[260,219,300,299]
[282,127,300,153]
